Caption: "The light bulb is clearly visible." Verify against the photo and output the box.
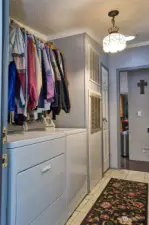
[103,33,126,53]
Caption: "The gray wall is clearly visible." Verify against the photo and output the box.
[53,33,108,128]
[108,45,149,168]
[53,33,108,190]
[128,69,149,162]
[53,34,86,128]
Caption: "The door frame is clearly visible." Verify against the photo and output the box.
[0,0,9,224]
[100,63,110,174]
[116,64,149,169]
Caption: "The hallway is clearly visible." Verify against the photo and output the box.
[66,169,149,225]
[121,157,149,173]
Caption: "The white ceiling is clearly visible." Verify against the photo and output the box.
[10,0,149,44]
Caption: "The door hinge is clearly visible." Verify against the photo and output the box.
[1,154,8,168]
[2,127,7,145]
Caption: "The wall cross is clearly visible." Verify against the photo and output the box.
[137,80,147,94]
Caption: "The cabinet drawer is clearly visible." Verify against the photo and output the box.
[11,137,65,171]
[16,154,65,225]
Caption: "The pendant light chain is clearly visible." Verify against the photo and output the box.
[103,10,126,53]
[111,17,115,28]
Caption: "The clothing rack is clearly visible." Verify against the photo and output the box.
[10,18,63,54]
[8,18,71,132]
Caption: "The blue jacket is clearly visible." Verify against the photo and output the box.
[8,62,17,112]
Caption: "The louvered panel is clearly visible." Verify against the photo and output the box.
[90,47,93,80]
[90,93,101,134]
[89,46,99,85]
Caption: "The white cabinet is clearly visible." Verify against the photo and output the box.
[31,195,66,225]
[7,132,66,225]
[7,129,87,225]
[16,154,65,225]
[66,130,87,218]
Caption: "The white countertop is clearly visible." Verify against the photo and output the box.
[54,128,86,135]
[7,128,86,149]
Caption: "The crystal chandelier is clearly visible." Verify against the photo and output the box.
[103,10,126,53]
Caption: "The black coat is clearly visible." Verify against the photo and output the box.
[53,50,71,113]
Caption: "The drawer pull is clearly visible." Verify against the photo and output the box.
[41,165,52,173]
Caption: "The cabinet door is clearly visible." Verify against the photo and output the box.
[0,1,9,225]
[66,132,87,217]
[17,154,65,225]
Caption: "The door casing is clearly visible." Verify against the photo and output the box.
[116,65,149,169]
[101,63,110,173]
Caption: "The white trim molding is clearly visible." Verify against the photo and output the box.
[48,29,101,45]
[127,41,149,49]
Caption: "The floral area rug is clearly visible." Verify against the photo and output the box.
[81,178,148,225]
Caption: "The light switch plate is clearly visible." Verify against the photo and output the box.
[137,110,142,117]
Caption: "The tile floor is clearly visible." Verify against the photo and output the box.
[66,169,149,225]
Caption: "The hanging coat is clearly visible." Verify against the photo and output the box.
[41,44,54,101]
[11,25,26,100]
[9,23,17,63]
[34,41,42,103]
[49,48,63,117]
[53,50,71,113]
[8,62,17,112]
[41,49,47,100]
[60,52,69,87]
[27,37,38,110]
[35,39,42,69]
[46,45,55,82]
[9,24,27,115]
[21,29,28,117]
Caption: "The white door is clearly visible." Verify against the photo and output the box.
[88,91,102,190]
[102,65,109,172]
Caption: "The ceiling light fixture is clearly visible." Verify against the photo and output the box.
[125,36,135,41]
[103,10,126,53]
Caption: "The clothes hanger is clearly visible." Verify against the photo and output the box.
[10,18,63,54]
[46,42,58,50]
[46,42,64,55]
[10,18,46,44]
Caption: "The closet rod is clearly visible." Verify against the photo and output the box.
[10,18,63,54]
[10,18,46,43]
